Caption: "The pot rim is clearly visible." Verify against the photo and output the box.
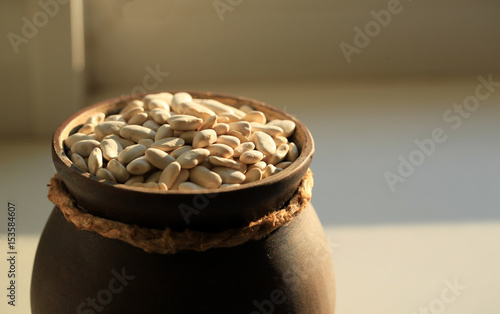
[53,91,315,196]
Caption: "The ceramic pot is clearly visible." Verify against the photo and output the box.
[31,92,335,313]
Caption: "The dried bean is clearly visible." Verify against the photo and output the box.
[189,166,222,189]
[96,168,116,183]
[192,129,217,148]
[126,156,154,175]
[107,159,130,183]
[71,139,101,157]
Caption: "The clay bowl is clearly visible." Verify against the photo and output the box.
[52,91,315,232]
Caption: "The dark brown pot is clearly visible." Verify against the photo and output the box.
[31,92,335,313]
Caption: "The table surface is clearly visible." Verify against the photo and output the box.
[1,76,499,313]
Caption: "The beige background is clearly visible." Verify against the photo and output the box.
[2,0,500,135]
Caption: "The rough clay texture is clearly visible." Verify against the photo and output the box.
[47,169,314,254]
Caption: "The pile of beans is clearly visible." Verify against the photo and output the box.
[64,92,299,191]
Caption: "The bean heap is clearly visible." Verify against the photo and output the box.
[64,92,299,191]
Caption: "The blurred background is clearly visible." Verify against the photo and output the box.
[1,0,500,313]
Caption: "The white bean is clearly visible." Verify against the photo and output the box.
[250,122,283,137]
[267,119,296,137]
[239,104,255,113]
[167,115,203,131]
[273,136,288,147]
[148,99,170,112]
[227,130,249,143]
[128,112,148,125]
[229,121,252,138]
[213,123,229,136]
[117,144,147,165]
[248,161,267,171]
[179,130,197,145]
[120,125,156,142]
[197,115,218,131]
[199,159,213,169]
[132,182,160,190]
[192,129,217,148]
[155,124,174,141]
[95,121,127,139]
[171,169,190,190]
[196,99,237,116]
[180,101,216,120]
[217,116,230,124]
[142,120,160,131]
[144,93,173,108]
[105,114,126,122]
[121,100,144,112]
[145,148,176,169]
[216,135,240,149]
[233,142,255,158]
[177,148,210,169]
[150,108,171,124]
[138,138,154,148]
[88,147,103,176]
[219,112,241,123]
[96,168,117,183]
[189,166,222,189]
[243,168,262,183]
[78,124,95,135]
[266,143,289,165]
[100,137,123,161]
[71,139,101,157]
[65,133,94,149]
[71,153,88,172]
[145,170,163,183]
[252,131,276,155]
[124,175,144,186]
[208,156,242,170]
[121,107,144,121]
[85,112,106,125]
[171,92,192,113]
[151,137,185,152]
[159,161,181,189]
[275,161,293,169]
[207,143,234,158]
[178,182,206,191]
[104,135,135,148]
[242,111,266,124]
[240,150,264,164]
[126,156,154,175]
[220,183,241,189]
[211,167,245,184]
[107,159,130,183]
[287,142,299,162]
[170,145,193,159]
[263,164,277,178]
